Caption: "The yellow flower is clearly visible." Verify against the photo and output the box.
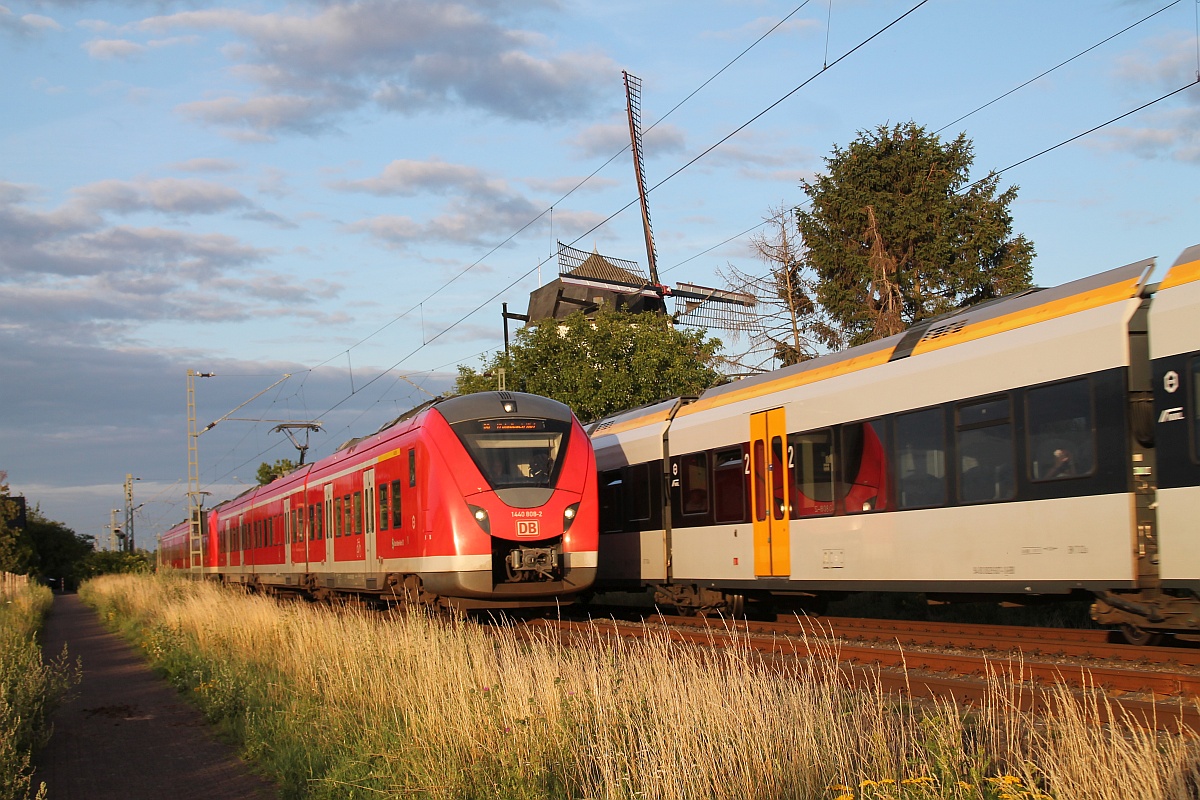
[902,777,935,785]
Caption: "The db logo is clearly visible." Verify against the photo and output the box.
[517,520,540,537]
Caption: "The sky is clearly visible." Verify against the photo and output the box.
[2,0,1199,549]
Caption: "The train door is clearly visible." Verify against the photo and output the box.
[750,408,791,577]
[283,497,292,570]
[363,469,377,567]
[324,484,335,565]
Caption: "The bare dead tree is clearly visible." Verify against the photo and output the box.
[718,206,845,372]
[864,205,907,341]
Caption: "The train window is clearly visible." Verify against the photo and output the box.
[451,419,569,490]
[842,420,889,513]
[379,484,390,531]
[753,440,767,522]
[344,495,353,537]
[354,492,363,535]
[680,453,709,516]
[316,502,324,540]
[409,449,416,488]
[956,396,1015,504]
[391,480,403,529]
[1027,379,1095,481]
[334,497,343,537]
[771,437,787,521]
[713,447,747,524]
[624,463,652,522]
[599,470,624,533]
[894,408,947,509]
[788,430,834,517]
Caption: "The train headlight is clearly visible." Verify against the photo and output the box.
[467,504,491,534]
[562,503,579,533]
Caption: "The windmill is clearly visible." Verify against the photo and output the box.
[518,72,756,332]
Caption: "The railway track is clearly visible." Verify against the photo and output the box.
[524,614,1200,733]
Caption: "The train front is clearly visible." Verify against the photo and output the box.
[425,391,598,606]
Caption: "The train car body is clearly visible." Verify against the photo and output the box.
[160,391,598,609]
[590,247,1200,640]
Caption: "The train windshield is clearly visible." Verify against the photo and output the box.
[452,418,570,489]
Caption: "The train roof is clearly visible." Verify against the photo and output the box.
[587,255,1156,436]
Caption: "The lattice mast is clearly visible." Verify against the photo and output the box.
[186,369,211,570]
[624,70,659,286]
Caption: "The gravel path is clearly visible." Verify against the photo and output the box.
[30,593,280,800]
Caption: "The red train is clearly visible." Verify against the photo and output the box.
[160,391,599,610]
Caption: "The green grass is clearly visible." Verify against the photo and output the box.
[81,574,1200,800]
[0,579,78,800]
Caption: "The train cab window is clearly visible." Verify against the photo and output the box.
[894,408,947,509]
[334,497,344,537]
[624,463,652,522]
[353,492,363,535]
[841,420,889,513]
[956,396,1015,504]
[391,480,403,528]
[450,418,569,490]
[788,430,834,517]
[713,447,747,524]
[379,484,390,531]
[1027,379,1096,481]
[680,453,709,516]
[599,470,624,533]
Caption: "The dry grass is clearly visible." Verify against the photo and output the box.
[80,574,1200,800]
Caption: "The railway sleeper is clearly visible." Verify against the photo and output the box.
[1091,589,1200,644]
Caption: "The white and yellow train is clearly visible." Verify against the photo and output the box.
[588,245,1200,643]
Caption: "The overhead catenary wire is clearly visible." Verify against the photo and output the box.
[199,2,1191,498]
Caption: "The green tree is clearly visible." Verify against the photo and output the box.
[456,309,724,422]
[81,548,152,580]
[0,471,33,574]
[797,122,1035,347]
[24,508,95,590]
[256,459,297,485]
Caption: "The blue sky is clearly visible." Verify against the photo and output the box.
[2,0,1198,546]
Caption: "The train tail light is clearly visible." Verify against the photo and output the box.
[468,504,491,534]
[563,502,580,533]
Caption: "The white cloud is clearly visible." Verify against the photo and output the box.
[169,158,240,173]
[1102,32,1200,163]
[0,6,61,37]
[331,158,503,197]
[132,1,615,137]
[84,38,146,59]
[71,177,255,216]
[568,120,687,160]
